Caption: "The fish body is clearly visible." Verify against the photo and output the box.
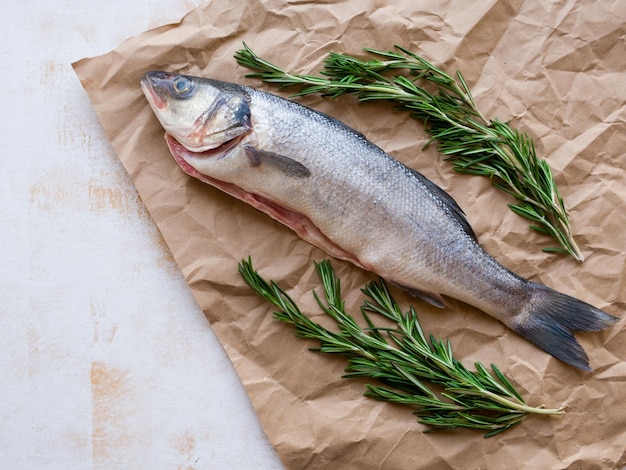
[141,71,617,371]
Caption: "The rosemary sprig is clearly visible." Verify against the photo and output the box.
[238,257,565,437]
[235,44,584,262]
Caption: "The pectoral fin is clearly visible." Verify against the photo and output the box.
[244,145,311,178]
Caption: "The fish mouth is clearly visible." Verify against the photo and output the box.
[165,133,245,179]
[141,76,167,111]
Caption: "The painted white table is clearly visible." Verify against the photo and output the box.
[0,2,283,468]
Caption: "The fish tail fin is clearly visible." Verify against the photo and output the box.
[512,283,618,371]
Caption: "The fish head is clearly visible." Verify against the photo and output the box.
[141,71,251,152]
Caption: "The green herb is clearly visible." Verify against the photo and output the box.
[238,257,565,437]
[235,44,584,262]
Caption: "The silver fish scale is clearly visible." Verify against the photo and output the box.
[243,86,513,301]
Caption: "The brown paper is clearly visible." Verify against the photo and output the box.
[73,1,626,468]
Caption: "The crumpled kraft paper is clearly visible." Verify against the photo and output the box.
[72,1,626,468]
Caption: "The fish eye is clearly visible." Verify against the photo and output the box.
[171,76,194,97]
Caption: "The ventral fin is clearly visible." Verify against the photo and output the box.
[244,145,311,178]
[390,281,447,308]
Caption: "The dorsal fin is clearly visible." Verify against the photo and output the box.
[406,167,477,241]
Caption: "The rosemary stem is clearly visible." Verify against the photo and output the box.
[479,389,565,416]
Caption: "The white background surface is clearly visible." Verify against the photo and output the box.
[1,1,284,468]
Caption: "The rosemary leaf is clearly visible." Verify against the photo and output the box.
[234,43,584,261]
[238,257,565,437]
